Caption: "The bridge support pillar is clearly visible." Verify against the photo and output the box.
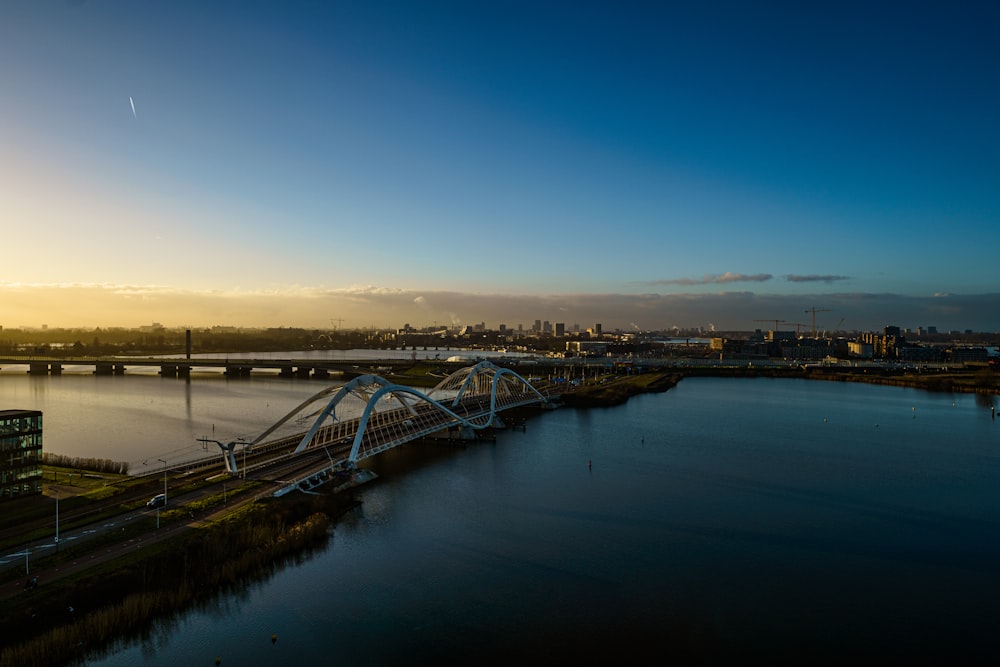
[29,363,49,375]
[312,367,330,379]
[95,363,113,375]
[210,441,240,475]
[295,367,312,379]
[49,363,62,375]
[279,366,294,378]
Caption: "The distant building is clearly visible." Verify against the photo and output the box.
[555,322,565,337]
[950,347,989,364]
[896,346,944,362]
[863,327,905,359]
[848,341,874,358]
[1,409,43,500]
[566,341,607,356]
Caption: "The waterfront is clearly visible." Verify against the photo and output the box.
[2,372,999,663]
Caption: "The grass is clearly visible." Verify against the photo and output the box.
[0,493,359,667]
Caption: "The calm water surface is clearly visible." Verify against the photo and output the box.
[3,373,999,663]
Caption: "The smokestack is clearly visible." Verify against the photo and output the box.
[186,329,191,359]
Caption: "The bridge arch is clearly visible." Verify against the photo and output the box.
[252,361,549,471]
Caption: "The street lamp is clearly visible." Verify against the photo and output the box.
[157,458,167,507]
[54,488,59,548]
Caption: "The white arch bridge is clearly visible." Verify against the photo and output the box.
[208,361,553,496]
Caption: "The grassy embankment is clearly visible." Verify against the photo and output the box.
[558,371,682,407]
[557,365,1000,408]
[0,466,355,667]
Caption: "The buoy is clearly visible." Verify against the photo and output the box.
[588,459,592,469]
[216,658,221,666]
[271,634,278,645]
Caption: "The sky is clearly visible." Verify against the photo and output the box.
[1,1,998,333]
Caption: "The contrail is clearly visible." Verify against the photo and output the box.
[129,96,136,119]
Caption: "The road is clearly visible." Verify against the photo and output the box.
[0,479,263,603]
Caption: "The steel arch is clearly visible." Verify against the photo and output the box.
[259,361,548,469]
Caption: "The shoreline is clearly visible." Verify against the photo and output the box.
[557,365,999,409]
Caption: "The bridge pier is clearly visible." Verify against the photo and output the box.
[29,362,50,375]
[279,366,294,378]
[225,366,251,378]
[158,364,191,377]
[313,367,330,379]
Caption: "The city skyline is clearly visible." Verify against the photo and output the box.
[2,2,998,332]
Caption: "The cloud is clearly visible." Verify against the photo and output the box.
[785,274,851,283]
[645,272,773,286]
[1,282,999,333]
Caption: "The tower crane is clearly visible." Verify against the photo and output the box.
[330,318,344,331]
[753,319,787,332]
[804,308,831,338]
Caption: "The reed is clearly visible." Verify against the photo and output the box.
[0,493,358,667]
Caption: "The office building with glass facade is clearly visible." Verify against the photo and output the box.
[0,409,43,499]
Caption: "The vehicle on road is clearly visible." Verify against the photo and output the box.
[147,493,166,508]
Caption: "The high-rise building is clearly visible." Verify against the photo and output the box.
[1,409,43,500]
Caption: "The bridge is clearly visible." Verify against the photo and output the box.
[0,354,444,379]
[195,361,554,497]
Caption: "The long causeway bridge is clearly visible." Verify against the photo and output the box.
[0,354,437,379]
[178,361,554,497]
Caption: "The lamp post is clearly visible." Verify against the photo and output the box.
[54,488,59,549]
[157,458,167,507]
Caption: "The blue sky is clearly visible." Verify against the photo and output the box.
[1,1,997,332]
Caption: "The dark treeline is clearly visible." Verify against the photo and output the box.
[43,453,130,475]
[0,325,637,357]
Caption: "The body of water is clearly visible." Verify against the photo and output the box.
[2,370,999,663]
